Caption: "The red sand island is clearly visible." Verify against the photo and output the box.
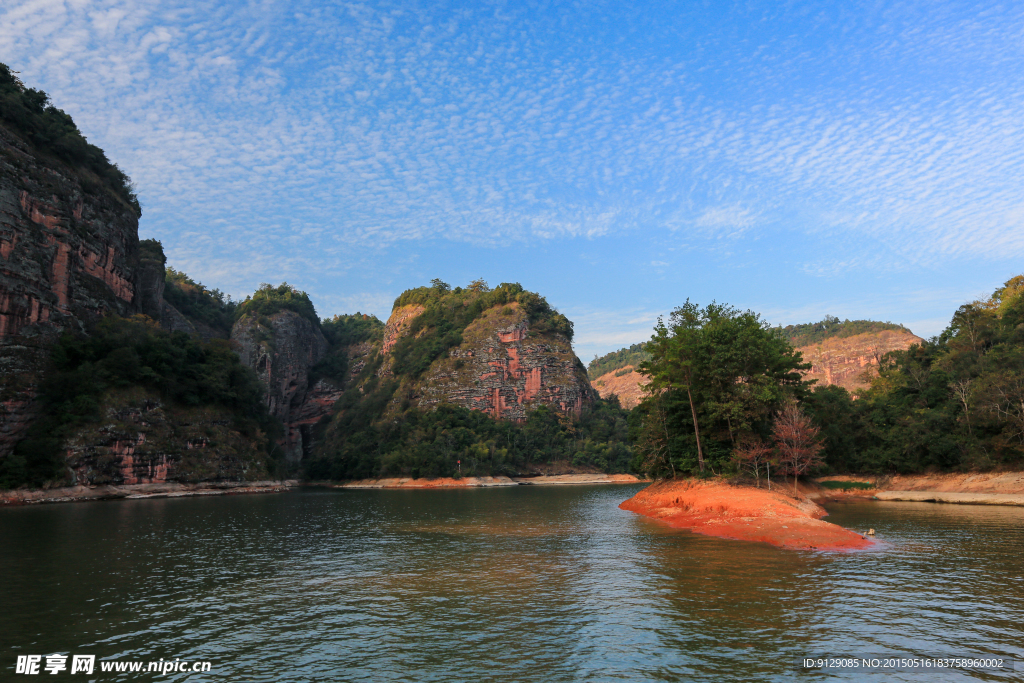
[620,479,872,551]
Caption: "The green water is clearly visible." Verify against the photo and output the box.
[1,486,1022,681]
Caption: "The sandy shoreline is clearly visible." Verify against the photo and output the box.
[1,480,298,506]
[813,471,1024,506]
[337,473,644,489]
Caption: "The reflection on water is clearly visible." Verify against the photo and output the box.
[1,488,1022,681]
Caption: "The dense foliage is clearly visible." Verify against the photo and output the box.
[782,315,911,348]
[587,342,651,380]
[390,280,574,378]
[631,301,811,478]
[0,63,141,216]
[306,368,633,480]
[805,275,1024,473]
[164,267,237,335]
[235,283,319,327]
[310,313,385,385]
[0,316,281,489]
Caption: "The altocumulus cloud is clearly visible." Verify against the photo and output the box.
[1,0,1023,322]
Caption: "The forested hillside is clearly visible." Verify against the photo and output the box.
[806,275,1024,473]
[588,342,650,380]
[306,279,633,480]
[782,315,911,348]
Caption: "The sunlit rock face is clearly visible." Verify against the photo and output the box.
[591,366,647,409]
[231,310,335,461]
[384,303,595,421]
[795,330,923,391]
[0,123,141,458]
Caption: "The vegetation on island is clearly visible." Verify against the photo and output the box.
[587,343,650,380]
[0,316,281,489]
[630,301,812,479]
[0,62,141,216]
[782,315,911,348]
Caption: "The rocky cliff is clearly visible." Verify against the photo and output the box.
[382,301,594,420]
[64,388,269,485]
[231,310,336,462]
[0,122,141,458]
[592,365,647,409]
[795,329,923,391]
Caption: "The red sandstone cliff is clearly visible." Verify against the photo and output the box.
[64,388,270,485]
[0,123,142,458]
[592,365,647,409]
[382,302,594,421]
[795,329,923,391]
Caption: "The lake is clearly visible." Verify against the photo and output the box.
[2,485,1022,681]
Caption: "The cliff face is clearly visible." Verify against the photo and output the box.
[0,123,140,458]
[796,329,923,391]
[231,311,335,461]
[592,365,647,409]
[65,388,269,485]
[387,303,594,420]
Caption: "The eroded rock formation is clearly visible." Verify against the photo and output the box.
[231,311,336,461]
[796,329,923,391]
[388,303,595,421]
[0,123,141,458]
[65,389,269,485]
[592,365,647,409]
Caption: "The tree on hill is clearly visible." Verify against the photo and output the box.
[164,267,237,335]
[588,343,651,380]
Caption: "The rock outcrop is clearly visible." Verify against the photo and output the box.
[64,388,269,485]
[388,302,594,420]
[796,329,923,391]
[231,311,336,461]
[0,122,141,458]
[592,365,647,409]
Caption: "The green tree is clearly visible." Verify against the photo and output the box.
[635,300,810,477]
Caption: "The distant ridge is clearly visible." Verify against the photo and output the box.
[781,315,912,348]
[587,342,649,380]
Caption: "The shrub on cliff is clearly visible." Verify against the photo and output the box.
[0,63,141,216]
[164,267,237,334]
[235,283,320,328]
[0,316,281,489]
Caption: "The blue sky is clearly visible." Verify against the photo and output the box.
[3,0,1023,361]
